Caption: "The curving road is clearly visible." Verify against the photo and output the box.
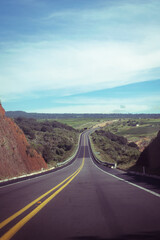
[0,131,160,240]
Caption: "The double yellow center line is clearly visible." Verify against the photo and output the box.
[0,138,85,240]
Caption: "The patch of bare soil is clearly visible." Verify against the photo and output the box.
[93,120,118,129]
[135,137,152,152]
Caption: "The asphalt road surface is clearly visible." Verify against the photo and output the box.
[0,132,160,240]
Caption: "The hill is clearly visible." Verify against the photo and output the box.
[6,111,160,119]
[91,129,140,169]
[0,104,47,180]
[14,117,79,166]
[134,131,160,175]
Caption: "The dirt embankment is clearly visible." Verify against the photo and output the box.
[135,137,152,152]
[136,131,160,170]
[0,104,47,180]
[93,120,118,129]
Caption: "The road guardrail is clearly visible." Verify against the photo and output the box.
[88,134,116,168]
[56,132,82,167]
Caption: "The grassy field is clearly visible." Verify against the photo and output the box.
[104,118,160,151]
[52,118,109,130]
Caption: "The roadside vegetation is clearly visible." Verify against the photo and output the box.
[14,117,79,167]
[90,129,140,169]
[90,118,160,174]
[14,116,160,175]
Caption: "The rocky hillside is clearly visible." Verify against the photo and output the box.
[0,104,47,180]
[136,131,160,174]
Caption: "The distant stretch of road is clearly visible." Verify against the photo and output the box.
[0,131,160,240]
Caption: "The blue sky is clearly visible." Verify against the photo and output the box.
[0,0,160,113]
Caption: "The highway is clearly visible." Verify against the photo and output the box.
[0,131,160,240]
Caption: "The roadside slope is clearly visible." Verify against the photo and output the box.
[0,104,47,180]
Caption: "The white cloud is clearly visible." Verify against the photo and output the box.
[1,0,160,108]
[44,0,160,25]
[34,103,149,114]
[55,95,160,105]
[1,37,160,100]
[33,95,160,114]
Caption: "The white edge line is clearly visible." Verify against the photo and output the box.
[0,171,55,189]
[0,158,79,189]
[0,135,85,189]
[93,163,160,198]
[87,135,160,198]
[0,159,81,189]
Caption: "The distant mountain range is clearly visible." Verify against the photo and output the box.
[6,111,160,119]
